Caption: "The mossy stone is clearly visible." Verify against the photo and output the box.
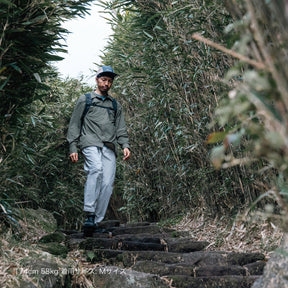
[39,232,66,243]
[18,208,57,234]
[38,242,68,258]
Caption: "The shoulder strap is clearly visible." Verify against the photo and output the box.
[112,98,117,115]
[81,93,92,125]
[81,94,118,126]
[91,97,117,115]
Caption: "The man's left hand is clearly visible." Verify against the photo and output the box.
[123,148,131,161]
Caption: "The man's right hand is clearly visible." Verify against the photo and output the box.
[70,153,78,163]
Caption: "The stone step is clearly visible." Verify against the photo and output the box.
[87,249,265,268]
[133,261,250,277]
[119,221,151,227]
[78,237,166,251]
[109,225,175,236]
[63,221,266,288]
[90,265,169,288]
[244,261,266,275]
[65,225,189,240]
[98,220,121,228]
[121,240,166,251]
[167,275,259,288]
[67,234,209,253]
[165,238,209,253]
[121,250,265,267]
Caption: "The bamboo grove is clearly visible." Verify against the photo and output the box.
[99,0,282,222]
[1,0,288,229]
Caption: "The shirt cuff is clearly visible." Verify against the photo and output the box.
[122,144,130,150]
[69,143,78,154]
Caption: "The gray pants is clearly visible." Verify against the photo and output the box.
[82,146,116,223]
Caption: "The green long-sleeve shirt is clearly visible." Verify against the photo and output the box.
[67,91,130,155]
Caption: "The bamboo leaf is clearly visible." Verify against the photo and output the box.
[143,30,154,40]
[0,0,15,7]
[206,131,228,144]
[33,73,42,83]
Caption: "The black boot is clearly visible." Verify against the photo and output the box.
[83,213,96,237]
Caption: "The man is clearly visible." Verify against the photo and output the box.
[67,65,131,234]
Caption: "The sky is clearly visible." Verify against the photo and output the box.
[54,4,112,86]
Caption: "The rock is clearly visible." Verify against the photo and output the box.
[118,236,163,244]
[79,238,119,250]
[168,275,259,288]
[227,252,265,266]
[19,259,70,288]
[18,281,37,288]
[83,248,265,270]
[244,261,266,275]
[123,222,151,227]
[62,220,267,288]
[133,261,248,277]
[116,232,183,239]
[194,265,246,277]
[252,233,288,288]
[166,238,209,252]
[38,242,68,258]
[119,250,188,266]
[98,220,121,228]
[66,237,85,250]
[68,234,208,253]
[133,261,195,276]
[39,232,66,243]
[118,250,265,267]
[18,208,57,235]
[90,265,169,288]
[86,249,123,264]
[121,240,166,251]
[111,225,174,236]
[59,229,79,235]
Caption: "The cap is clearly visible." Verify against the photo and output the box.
[96,65,118,79]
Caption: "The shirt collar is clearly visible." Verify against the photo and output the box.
[92,91,113,101]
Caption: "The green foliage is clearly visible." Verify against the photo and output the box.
[2,0,286,233]
[0,0,93,120]
[98,0,267,221]
[0,0,94,230]
[0,193,21,234]
[1,75,92,229]
[210,0,288,221]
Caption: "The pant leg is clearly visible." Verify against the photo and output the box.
[82,146,103,213]
[94,146,116,223]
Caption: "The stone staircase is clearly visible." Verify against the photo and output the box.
[64,220,266,288]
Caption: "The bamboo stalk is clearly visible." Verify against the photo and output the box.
[191,33,268,71]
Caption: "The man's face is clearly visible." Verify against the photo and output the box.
[96,76,113,93]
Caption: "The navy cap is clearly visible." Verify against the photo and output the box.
[96,65,118,79]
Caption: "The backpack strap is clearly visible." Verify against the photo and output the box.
[91,98,117,116]
[81,93,92,126]
[81,93,118,126]
[112,98,117,114]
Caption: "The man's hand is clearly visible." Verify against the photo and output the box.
[123,148,131,161]
[70,153,78,163]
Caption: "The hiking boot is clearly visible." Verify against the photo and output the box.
[83,213,96,237]
[83,213,96,227]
